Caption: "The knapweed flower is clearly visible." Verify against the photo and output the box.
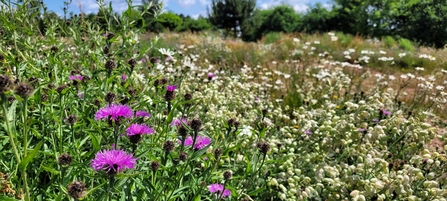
[126,123,155,136]
[208,73,214,81]
[91,149,137,174]
[69,75,83,81]
[167,85,177,92]
[135,110,151,118]
[121,74,127,81]
[170,118,187,126]
[305,130,312,135]
[95,104,133,122]
[182,135,211,150]
[127,123,155,144]
[208,183,231,198]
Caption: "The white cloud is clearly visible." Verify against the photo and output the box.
[74,0,145,14]
[257,0,328,13]
[178,0,196,7]
[199,0,209,6]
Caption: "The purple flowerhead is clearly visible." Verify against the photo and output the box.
[208,73,214,79]
[77,90,83,99]
[95,104,133,121]
[91,149,137,174]
[167,85,177,92]
[126,123,155,136]
[181,135,211,150]
[380,109,391,116]
[208,183,231,198]
[305,130,312,135]
[121,74,127,81]
[170,118,187,127]
[135,110,151,118]
[373,118,379,122]
[165,56,172,62]
[358,128,366,132]
[69,75,83,81]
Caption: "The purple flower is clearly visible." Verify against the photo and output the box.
[208,73,214,79]
[181,135,211,150]
[170,118,187,126]
[167,85,177,92]
[77,90,83,99]
[121,74,127,81]
[358,128,366,132]
[165,56,172,62]
[126,123,155,136]
[208,184,231,198]
[95,104,133,121]
[373,118,379,122]
[305,130,312,135]
[381,109,391,115]
[69,75,83,81]
[135,110,151,118]
[91,149,137,173]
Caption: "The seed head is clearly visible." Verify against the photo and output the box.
[103,46,109,55]
[50,46,59,53]
[128,134,142,144]
[15,83,33,98]
[178,125,188,138]
[67,181,87,200]
[150,161,160,171]
[163,140,175,153]
[56,84,68,94]
[223,170,232,180]
[179,152,188,162]
[0,75,12,92]
[214,148,222,159]
[58,153,73,166]
[128,58,137,67]
[105,92,116,104]
[105,60,116,71]
[66,115,77,125]
[106,32,115,40]
[189,118,202,132]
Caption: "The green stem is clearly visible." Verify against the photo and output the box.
[1,95,21,163]
[23,97,28,157]
[108,175,115,201]
[22,169,30,201]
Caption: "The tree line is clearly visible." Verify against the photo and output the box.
[10,0,447,48]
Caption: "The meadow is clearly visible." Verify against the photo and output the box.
[1,2,447,201]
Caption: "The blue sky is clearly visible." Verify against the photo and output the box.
[43,0,331,18]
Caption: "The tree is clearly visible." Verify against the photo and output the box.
[300,3,337,33]
[208,0,257,38]
[258,5,301,34]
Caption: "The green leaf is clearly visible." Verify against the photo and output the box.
[41,164,59,175]
[193,195,201,201]
[88,132,100,151]
[18,140,43,171]
[248,186,266,196]
[0,195,19,201]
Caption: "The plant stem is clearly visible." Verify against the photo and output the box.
[1,95,21,163]
[23,97,28,157]
[108,175,115,201]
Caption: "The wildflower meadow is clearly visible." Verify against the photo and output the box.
[1,1,447,201]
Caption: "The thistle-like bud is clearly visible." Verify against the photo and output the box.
[15,83,33,98]
[58,153,73,166]
[163,140,175,153]
[67,181,87,200]
[150,161,160,171]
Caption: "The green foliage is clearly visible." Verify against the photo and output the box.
[258,5,301,34]
[398,38,415,52]
[208,0,257,39]
[383,36,396,48]
[263,32,282,44]
[155,12,183,31]
[175,16,214,33]
[300,3,336,33]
